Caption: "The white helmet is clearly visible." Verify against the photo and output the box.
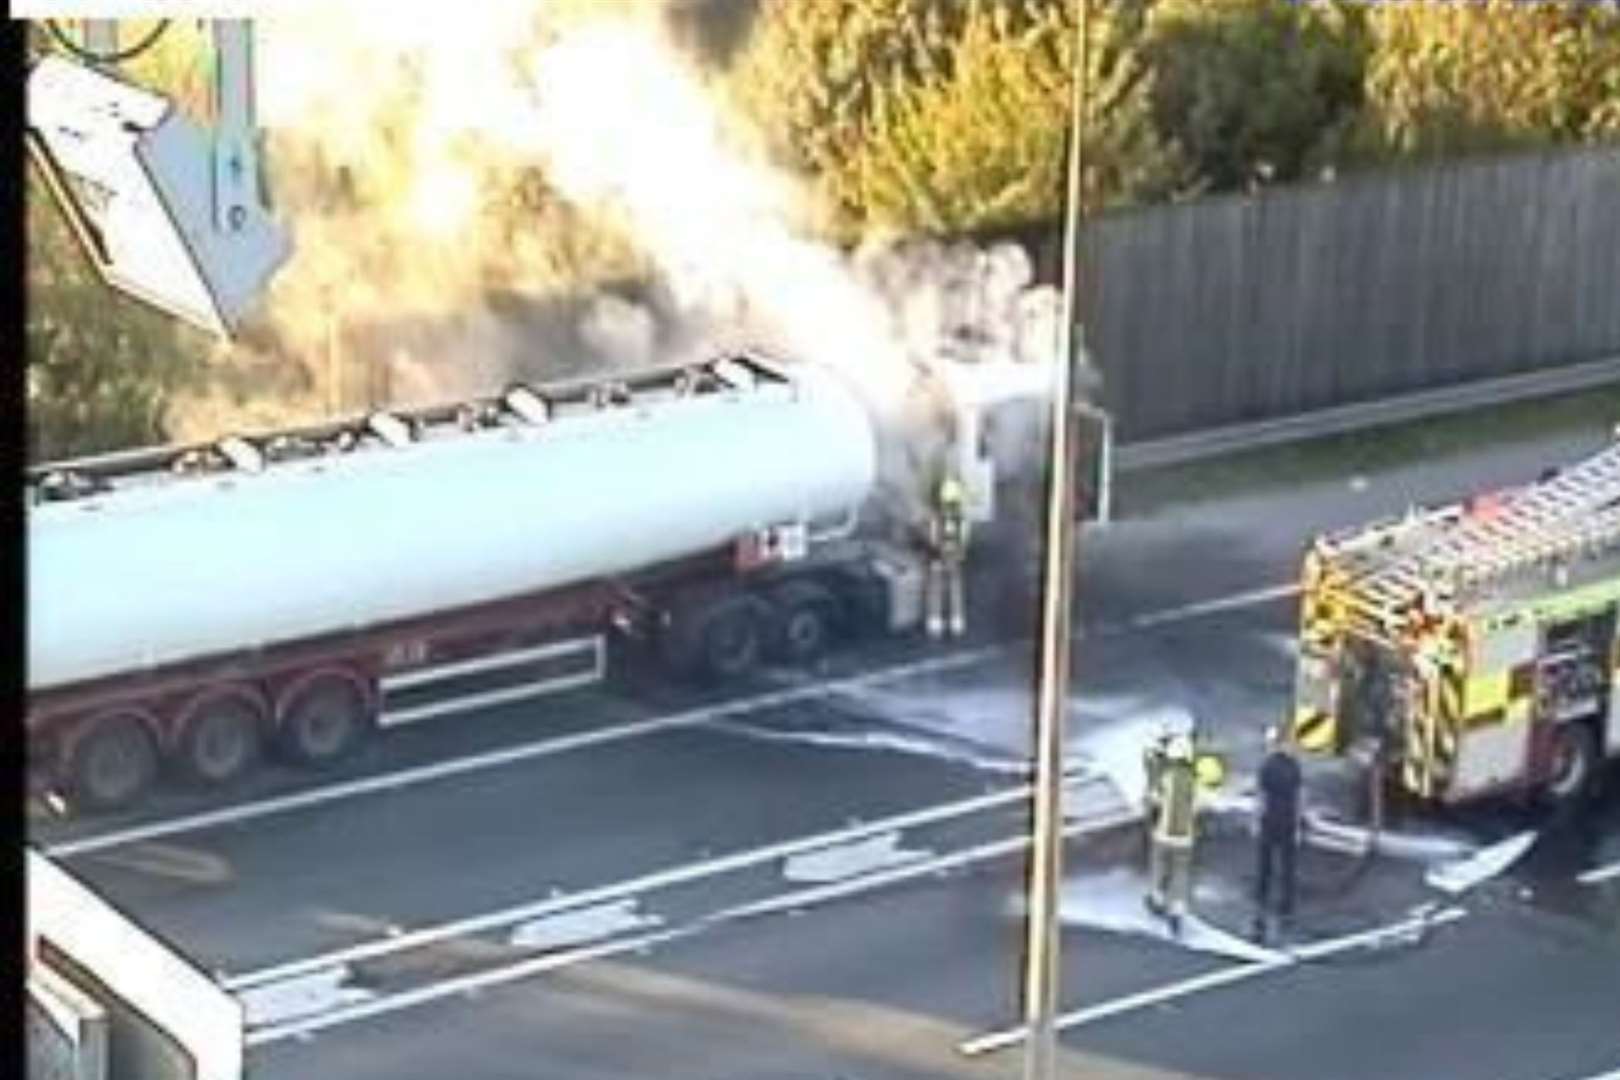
[1166,734,1194,762]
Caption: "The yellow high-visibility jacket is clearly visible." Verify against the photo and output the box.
[1152,757,1197,844]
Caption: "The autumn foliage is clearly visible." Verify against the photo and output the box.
[25,2,1620,459]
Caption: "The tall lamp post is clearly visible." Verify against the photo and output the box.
[1021,1,1090,1078]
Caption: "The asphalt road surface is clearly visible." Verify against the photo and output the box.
[29,423,1620,1080]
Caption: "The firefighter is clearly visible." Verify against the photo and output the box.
[1140,723,1174,858]
[1253,725,1303,943]
[925,474,970,639]
[1144,731,1199,937]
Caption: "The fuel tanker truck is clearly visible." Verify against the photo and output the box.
[27,349,1052,813]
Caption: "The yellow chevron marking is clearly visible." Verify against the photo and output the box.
[1292,708,1335,753]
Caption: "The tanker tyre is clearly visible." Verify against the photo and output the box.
[1545,721,1598,807]
[278,675,372,768]
[67,716,159,813]
[179,696,265,788]
[699,599,765,683]
[768,582,838,666]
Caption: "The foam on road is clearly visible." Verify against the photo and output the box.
[1425,830,1539,895]
[1053,866,1283,964]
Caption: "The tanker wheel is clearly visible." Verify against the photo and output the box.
[179,694,265,787]
[67,715,159,813]
[1545,722,1598,806]
[278,675,372,768]
[769,582,838,666]
[700,600,764,682]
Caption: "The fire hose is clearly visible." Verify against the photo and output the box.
[1299,739,1389,898]
[1285,741,1455,963]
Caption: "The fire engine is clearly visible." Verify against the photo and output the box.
[1290,437,1620,805]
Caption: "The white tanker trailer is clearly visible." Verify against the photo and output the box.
[27,350,1048,812]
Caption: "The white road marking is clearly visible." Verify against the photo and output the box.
[237,965,376,1028]
[782,831,930,884]
[958,906,1468,1056]
[45,646,1004,860]
[245,922,695,1046]
[223,783,1041,991]
[727,813,1139,922]
[508,898,662,950]
[1577,861,1620,886]
[1126,583,1299,630]
[47,578,1293,858]
[242,813,1134,1048]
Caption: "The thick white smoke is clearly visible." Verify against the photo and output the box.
[189,5,1066,525]
[517,16,1064,521]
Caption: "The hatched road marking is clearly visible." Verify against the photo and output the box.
[241,811,1137,1047]
[223,783,1039,992]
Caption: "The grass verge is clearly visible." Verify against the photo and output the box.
[1116,382,1620,516]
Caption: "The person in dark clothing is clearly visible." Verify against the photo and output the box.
[1253,726,1303,942]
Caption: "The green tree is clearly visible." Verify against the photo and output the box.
[1140,0,1371,190]
[844,0,1185,233]
[24,21,220,461]
[729,0,968,188]
[26,172,210,463]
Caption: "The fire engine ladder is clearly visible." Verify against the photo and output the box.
[1325,443,1620,632]
[26,350,791,505]
[1423,442,1620,589]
